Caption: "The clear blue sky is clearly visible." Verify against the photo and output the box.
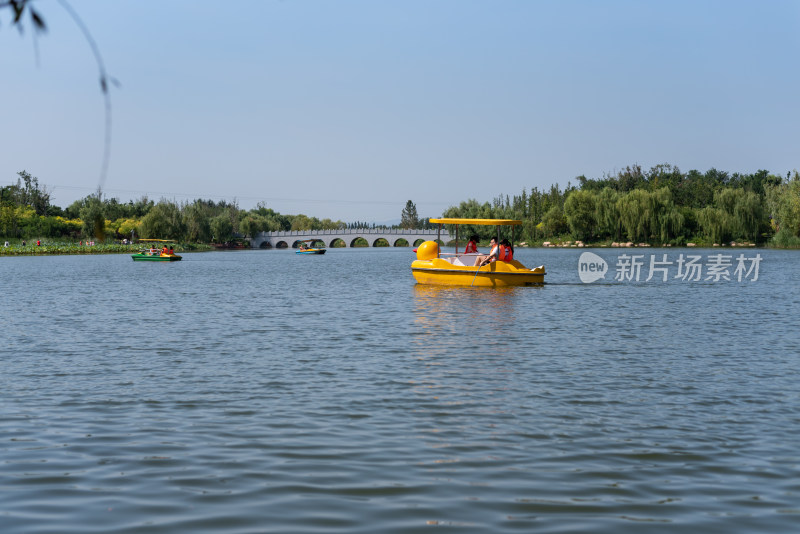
[2,0,799,223]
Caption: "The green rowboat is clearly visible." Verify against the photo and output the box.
[132,239,182,261]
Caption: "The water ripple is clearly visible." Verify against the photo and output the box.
[1,249,799,533]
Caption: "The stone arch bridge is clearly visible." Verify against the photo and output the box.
[250,228,453,249]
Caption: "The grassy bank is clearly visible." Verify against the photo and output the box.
[0,241,213,256]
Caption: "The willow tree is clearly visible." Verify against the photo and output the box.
[183,202,212,243]
[210,214,234,243]
[712,188,764,243]
[649,188,684,243]
[563,189,597,241]
[616,189,653,242]
[732,190,763,243]
[594,188,622,241]
[697,206,731,244]
[140,200,185,240]
[765,172,800,238]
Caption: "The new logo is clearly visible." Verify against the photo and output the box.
[578,252,607,283]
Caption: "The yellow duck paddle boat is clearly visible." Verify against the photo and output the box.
[411,218,545,287]
[131,239,182,262]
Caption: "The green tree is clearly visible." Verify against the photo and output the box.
[240,214,273,237]
[594,188,622,241]
[290,214,316,231]
[733,190,763,243]
[563,189,597,241]
[765,172,800,237]
[697,207,731,244]
[78,196,106,240]
[400,200,419,229]
[139,200,185,239]
[183,202,212,242]
[10,171,52,216]
[541,205,568,237]
[649,188,684,244]
[616,189,652,242]
[0,206,21,238]
[210,214,234,243]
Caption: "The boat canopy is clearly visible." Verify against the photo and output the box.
[428,218,522,256]
[138,239,174,243]
[429,218,521,226]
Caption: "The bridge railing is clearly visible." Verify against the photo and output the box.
[258,228,442,237]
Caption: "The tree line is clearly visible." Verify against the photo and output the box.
[1,171,349,242]
[4,164,800,247]
[1,172,439,243]
[441,164,800,247]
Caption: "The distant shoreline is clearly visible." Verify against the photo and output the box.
[0,243,213,257]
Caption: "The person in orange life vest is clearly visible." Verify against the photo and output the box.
[168,246,175,255]
[497,239,514,261]
[474,237,499,266]
[162,245,169,255]
[464,234,479,254]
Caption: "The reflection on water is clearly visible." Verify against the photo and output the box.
[412,284,535,331]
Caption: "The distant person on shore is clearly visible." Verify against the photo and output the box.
[474,238,499,266]
[464,234,479,254]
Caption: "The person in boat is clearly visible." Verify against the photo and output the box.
[498,239,514,261]
[474,238,499,266]
[168,246,175,255]
[161,245,169,255]
[464,234,479,254]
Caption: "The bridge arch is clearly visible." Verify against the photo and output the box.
[291,238,326,249]
[250,228,453,249]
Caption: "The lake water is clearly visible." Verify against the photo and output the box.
[1,247,799,533]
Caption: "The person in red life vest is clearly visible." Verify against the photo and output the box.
[168,246,175,255]
[474,237,499,266]
[497,239,514,261]
[464,234,479,254]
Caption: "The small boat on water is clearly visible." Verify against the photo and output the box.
[411,218,545,287]
[131,239,182,262]
[296,239,326,255]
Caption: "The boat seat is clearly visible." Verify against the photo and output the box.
[445,254,480,267]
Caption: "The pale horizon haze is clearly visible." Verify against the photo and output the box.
[2,0,799,223]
